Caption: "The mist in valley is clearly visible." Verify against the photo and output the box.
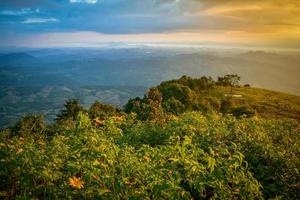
[1,46,299,126]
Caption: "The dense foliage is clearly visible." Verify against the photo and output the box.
[125,75,256,119]
[0,76,299,199]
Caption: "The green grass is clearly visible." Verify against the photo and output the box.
[216,86,300,120]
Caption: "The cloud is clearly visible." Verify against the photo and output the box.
[0,31,253,48]
[0,0,299,49]
[22,17,59,24]
[0,0,43,7]
[197,0,300,35]
[0,8,39,16]
[69,0,98,4]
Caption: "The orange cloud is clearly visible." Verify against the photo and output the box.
[185,0,300,48]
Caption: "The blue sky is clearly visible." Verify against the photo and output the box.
[0,0,202,33]
[0,0,299,48]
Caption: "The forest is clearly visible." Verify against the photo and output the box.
[0,75,299,199]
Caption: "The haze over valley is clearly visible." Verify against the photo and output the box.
[0,46,299,126]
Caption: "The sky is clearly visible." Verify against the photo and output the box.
[0,0,299,48]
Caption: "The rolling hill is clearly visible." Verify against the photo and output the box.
[125,75,300,121]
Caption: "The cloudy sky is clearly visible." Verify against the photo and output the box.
[0,0,299,48]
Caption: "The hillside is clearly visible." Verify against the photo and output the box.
[125,75,300,121]
[217,86,300,120]
[0,76,299,200]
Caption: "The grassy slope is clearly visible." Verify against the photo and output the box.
[216,86,300,120]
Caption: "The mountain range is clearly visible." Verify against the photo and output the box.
[0,47,299,127]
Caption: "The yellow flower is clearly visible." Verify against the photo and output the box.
[252,115,259,121]
[69,176,84,189]
[112,116,125,122]
[187,124,196,131]
[16,148,23,154]
[130,112,137,118]
[143,155,151,162]
[93,118,105,126]
[168,115,179,121]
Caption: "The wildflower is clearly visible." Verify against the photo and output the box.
[112,116,125,121]
[69,176,84,189]
[168,115,179,121]
[143,155,151,162]
[19,137,25,144]
[252,115,259,121]
[16,148,23,154]
[187,124,196,131]
[92,175,100,180]
[93,118,104,126]
[130,112,137,118]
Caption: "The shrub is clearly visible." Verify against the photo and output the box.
[231,106,255,118]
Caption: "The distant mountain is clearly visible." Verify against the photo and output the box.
[1,48,300,94]
[1,47,300,93]
[239,50,279,57]
[0,52,36,65]
[237,50,300,65]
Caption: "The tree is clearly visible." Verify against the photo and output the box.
[56,99,85,122]
[217,74,240,93]
[88,101,119,120]
[159,82,196,111]
[163,97,185,114]
[147,88,164,121]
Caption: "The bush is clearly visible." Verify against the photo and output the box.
[11,114,45,138]
[231,106,255,118]
[1,111,299,199]
[89,101,120,120]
